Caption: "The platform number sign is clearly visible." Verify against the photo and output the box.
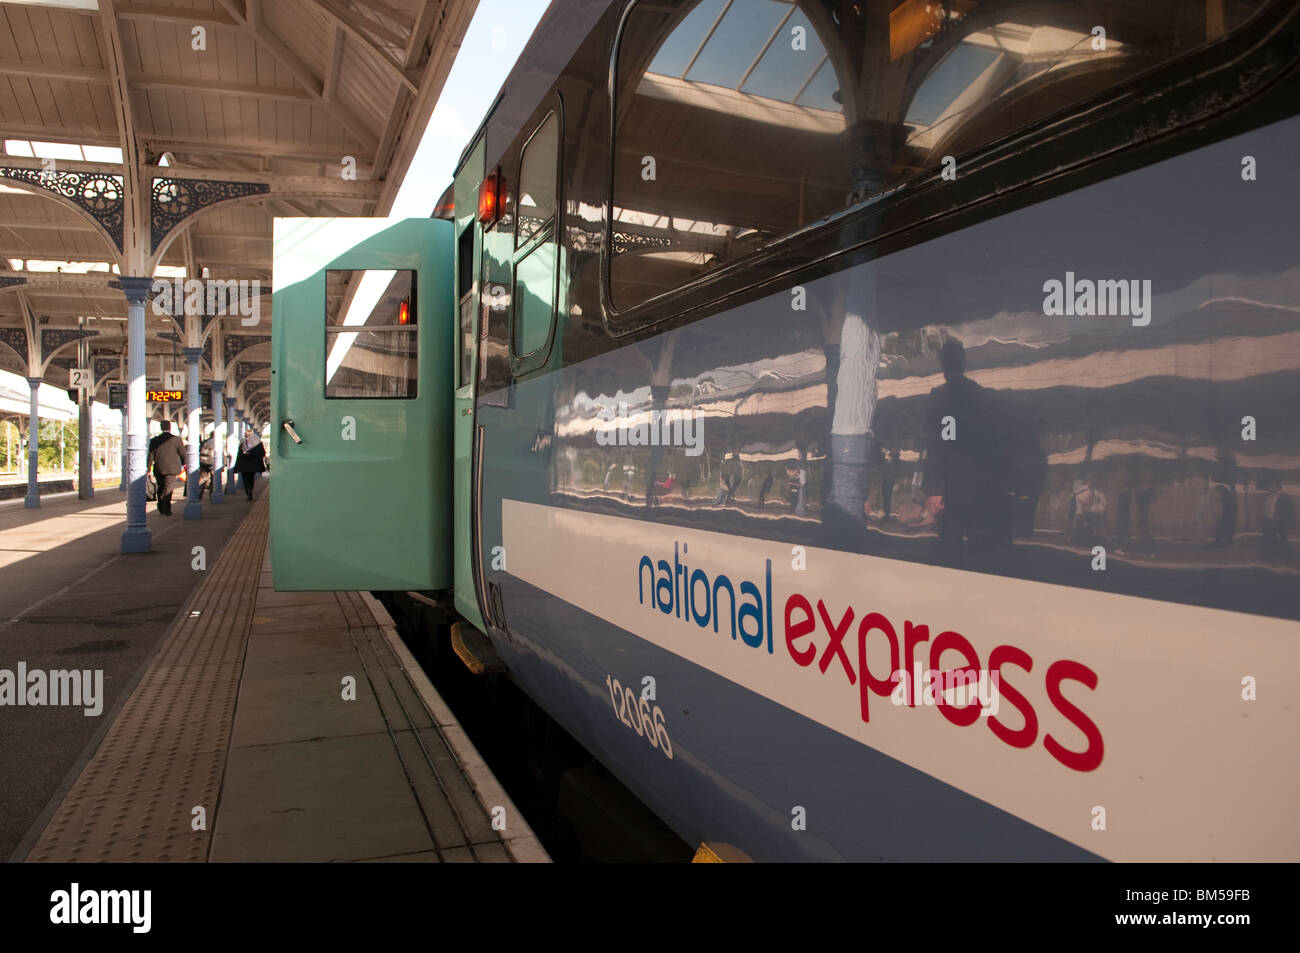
[163,370,185,391]
[70,367,91,389]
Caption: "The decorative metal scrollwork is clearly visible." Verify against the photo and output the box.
[94,357,119,384]
[0,326,29,363]
[0,167,125,251]
[151,177,270,251]
[611,229,673,256]
[0,276,27,290]
[223,334,272,366]
[40,328,98,363]
[235,361,270,386]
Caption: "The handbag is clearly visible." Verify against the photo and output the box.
[145,449,157,501]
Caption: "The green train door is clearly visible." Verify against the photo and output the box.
[452,138,488,631]
[270,217,454,591]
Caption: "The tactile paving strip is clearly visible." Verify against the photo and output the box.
[26,498,270,862]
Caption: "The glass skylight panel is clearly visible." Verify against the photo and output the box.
[740,5,824,102]
[82,145,123,163]
[685,0,789,90]
[647,0,726,77]
[905,44,1002,127]
[794,56,840,111]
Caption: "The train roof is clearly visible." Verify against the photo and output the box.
[456,0,616,176]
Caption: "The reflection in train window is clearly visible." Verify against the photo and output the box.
[514,242,557,357]
[610,0,1270,310]
[517,112,559,247]
[324,269,418,399]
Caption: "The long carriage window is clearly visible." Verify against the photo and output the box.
[611,0,1271,310]
[324,269,417,398]
[513,112,560,359]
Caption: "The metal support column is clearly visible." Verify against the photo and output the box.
[78,334,93,500]
[120,277,153,553]
[119,408,128,491]
[24,376,40,508]
[211,380,225,503]
[225,396,239,493]
[183,347,203,520]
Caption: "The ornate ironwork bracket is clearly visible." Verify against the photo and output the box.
[235,361,270,385]
[0,167,125,251]
[151,176,270,252]
[94,356,119,386]
[224,334,272,366]
[40,329,99,368]
[0,276,28,291]
[0,326,28,364]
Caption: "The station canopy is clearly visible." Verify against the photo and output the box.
[0,0,475,430]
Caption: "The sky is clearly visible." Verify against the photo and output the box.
[389,0,552,218]
[1,0,552,431]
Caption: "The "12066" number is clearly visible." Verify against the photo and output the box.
[604,675,673,759]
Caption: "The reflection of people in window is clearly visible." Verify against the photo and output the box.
[921,338,1020,567]
[1260,478,1293,561]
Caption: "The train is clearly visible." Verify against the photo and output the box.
[270,0,1300,861]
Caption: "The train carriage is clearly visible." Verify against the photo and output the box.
[271,0,1300,861]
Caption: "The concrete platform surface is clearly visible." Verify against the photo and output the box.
[12,490,547,863]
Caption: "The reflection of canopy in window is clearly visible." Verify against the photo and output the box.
[612,0,852,309]
[611,0,1269,311]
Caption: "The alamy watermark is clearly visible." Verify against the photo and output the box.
[890,665,1001,717]
[0,663,103,716]
[50,883,150,933]
[1042,272,1152,327]
[151,277,262,326]
[596,403,704,456]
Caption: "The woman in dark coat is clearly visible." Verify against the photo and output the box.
[233,432,266,500]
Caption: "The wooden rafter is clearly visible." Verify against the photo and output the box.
[216,0,378,151]
[96,0,141,271]
[311,0,420,94]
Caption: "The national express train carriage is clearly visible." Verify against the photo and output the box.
[269,0,1300,861]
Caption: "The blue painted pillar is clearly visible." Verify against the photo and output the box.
[225,397,239,493]
[183,347,203,520]
[118,408,127,491]
[211,380,225,503]
[120,277,153,553]
[24,377,41,508]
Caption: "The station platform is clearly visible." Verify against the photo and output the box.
[5,487,546,863]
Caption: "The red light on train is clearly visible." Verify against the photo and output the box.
[478,170,502,225]
[398,299,410,325]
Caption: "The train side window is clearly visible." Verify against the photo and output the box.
[324,269,417,399]
[610,0,1273,312]
[512,110,561,364]
[516,113,558,248]
[457,225,475,387]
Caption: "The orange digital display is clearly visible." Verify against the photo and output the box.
[147,390,183,402]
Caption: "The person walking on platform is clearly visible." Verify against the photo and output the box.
[147,422,185,516]
[233,430,266,500]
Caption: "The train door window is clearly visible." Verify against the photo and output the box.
[610,0,1273,312]
[511,110,561,366]
[457,225,475,387]
[324,269,417,399]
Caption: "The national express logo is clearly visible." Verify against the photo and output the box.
[637,541,1104,772]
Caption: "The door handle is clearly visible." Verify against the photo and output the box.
[281,419,303,444]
